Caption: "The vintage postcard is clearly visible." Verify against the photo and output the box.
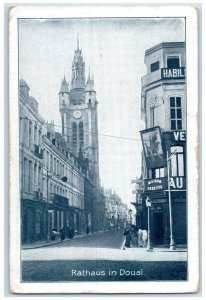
[9,5,199,294]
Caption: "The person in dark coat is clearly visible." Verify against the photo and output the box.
[86,226,90,235]
[131,225,138,247]
[60,227,65,241]
[51,228,57,241]
[68,227,74,239]
[123,227,132,249]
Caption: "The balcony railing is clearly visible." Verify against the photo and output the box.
[34,144,43,159]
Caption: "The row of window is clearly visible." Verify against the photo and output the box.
[148,146,185,179]
[150,57,180,73]
[23,158,41,193]
[20,118,43,148]
[42,178,83,207]
[44,148,84,190]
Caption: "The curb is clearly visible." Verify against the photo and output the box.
[22,230,110,250]
[22,234,90,250]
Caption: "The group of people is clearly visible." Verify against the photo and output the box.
[51,227,74,241]
[123,225,147,249]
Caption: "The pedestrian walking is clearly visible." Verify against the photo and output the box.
[123,227,132,249]
[131,226,138,247]
[60,227,65,241]
[142,229,148,247]
[86,226,90,235]
[68,227,74,239]
[138,228,144,247]
[51,228,57,241]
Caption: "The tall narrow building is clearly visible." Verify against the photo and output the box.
[59,37,99,187]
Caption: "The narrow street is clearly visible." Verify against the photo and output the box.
[48,229,125,249]
[21,230,187,282]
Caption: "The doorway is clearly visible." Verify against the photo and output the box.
[153,212,164,245]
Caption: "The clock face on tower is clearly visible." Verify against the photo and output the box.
[73,110,82,119]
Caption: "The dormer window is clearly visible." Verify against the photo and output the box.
[167,57,180,69]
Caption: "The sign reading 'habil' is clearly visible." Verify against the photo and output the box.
[161,67,185,79]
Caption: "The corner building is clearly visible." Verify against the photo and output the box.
[139,42,187,246]
[59,39,105,232]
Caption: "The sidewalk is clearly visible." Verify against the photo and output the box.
[121,242,187,253]
[22,232,95,250]
[22,246,187,262]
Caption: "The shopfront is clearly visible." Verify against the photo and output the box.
[140,128,187,247]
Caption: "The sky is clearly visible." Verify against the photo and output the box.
[19,17,185,209]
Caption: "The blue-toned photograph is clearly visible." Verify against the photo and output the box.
[18,17,187,283]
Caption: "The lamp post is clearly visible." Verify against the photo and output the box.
[146,197,153,251]
[166,151,176,250]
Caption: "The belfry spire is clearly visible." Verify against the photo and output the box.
[71,34,85,90]
[87,66,91,81]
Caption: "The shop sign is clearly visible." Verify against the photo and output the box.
[140,126,166,169]
[161,67,185,79]
[169,177,186,190]
[144,177,186,192]
[173,131,186,142]
[144,178,167,192]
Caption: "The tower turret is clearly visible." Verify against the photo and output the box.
[86,68,96,106]
[59,75,69,138]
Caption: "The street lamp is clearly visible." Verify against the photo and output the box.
[166,151,176,250]
[146,197,153,251]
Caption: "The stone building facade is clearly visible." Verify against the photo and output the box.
[20,79,47,243]
[19,79,85,243]
[43,124,85,236]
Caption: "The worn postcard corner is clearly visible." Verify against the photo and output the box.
[9,4,199,294]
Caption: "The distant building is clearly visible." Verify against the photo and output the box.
[134,42,187,246]
[104,189,128,230]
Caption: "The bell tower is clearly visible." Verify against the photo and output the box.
[59,37,99,186]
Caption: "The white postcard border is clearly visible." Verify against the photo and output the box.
[9,4,199,294]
